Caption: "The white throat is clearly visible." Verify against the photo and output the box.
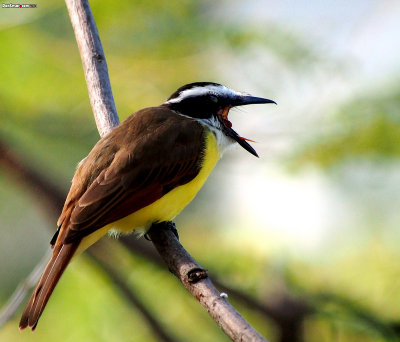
[196,116,235,156]
[170,109,235,156]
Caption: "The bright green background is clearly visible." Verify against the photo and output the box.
[1,1,400,341]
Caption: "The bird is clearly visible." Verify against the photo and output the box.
[19,81,275,330]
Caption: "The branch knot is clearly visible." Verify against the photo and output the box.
[187,268,208,284]
[93,53,104,62]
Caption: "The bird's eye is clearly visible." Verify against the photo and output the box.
[210,95,218,103]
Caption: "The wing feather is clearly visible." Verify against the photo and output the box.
[60,107,205,244]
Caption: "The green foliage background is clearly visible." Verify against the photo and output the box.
[1,1,399,341]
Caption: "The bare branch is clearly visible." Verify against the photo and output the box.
[65,0,119,137]
[147,224,268,342]
[120,234,310,342]
[0,250,51,328]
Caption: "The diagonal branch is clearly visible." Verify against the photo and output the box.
[65,0,119,136]
[0,250,51,328]
[64,0,268,341]
[147,224,267,342]
[119,236,310,342]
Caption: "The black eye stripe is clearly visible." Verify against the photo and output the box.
[167,94,221,119]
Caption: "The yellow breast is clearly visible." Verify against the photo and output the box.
[77,129,219,254]
[113,130,219,231]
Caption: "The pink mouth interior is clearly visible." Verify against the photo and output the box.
[221,107,233,128]
[220,106,256,142]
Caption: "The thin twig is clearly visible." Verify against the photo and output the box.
[0,250,51,328]
[65,0,119,136]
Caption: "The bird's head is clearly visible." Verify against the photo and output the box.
[164,82,276,157]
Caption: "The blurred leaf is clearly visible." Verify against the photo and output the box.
[293,89,400,169]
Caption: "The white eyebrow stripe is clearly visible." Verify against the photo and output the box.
[165,85,241,104]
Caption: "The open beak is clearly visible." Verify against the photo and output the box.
[219,95,276,158]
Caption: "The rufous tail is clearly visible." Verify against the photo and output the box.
[19,243,78,330]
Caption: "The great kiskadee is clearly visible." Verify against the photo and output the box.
[19,82,275,330]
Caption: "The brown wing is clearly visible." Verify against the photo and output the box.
[57,106,205,244]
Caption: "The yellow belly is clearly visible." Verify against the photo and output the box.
[77,130,219,254]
